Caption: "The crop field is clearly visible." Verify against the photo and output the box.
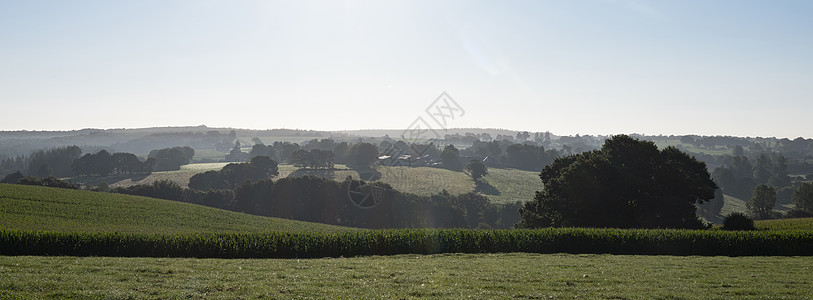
[0,184,355,234]
[4,227,812,258]
[3,184,813,298]
[2,253,812,299]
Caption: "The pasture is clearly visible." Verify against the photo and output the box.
[1,253,811,299]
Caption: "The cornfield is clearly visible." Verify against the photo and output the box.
[2,228,812,258]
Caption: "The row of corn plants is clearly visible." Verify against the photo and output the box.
[2,228,812,258]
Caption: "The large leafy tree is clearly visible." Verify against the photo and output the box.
[440,144,462,171]
[792,182,813,214]
[747,184,776,220]
[517,135,716,229]
[346,142,379,170]
[465,159,488,181]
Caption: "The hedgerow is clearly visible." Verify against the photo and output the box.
[2,228,812,258]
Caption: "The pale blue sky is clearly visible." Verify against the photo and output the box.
[1,0,811,138]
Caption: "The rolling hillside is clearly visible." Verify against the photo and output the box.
[0,184,356,234]
[94,162,542,205]
[287,165,542,204]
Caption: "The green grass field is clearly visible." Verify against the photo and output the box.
[481,168,542,204]
[2,253,811,299]
[377,166,475,196]
[755,217,813,230]
[0,184,355,234]
[3,182,813,298]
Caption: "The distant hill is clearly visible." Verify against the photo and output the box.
[337,128,530,139]
[0,126,340,157]
[0,184,356,234]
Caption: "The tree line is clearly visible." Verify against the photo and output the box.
[114,169,521,230]
[0,145,196,180]
[72,150,153,176]
[113,155,519,229]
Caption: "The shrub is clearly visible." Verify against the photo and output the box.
[1,171,24,184]
[17,176,79,189]
[722,212,755,231]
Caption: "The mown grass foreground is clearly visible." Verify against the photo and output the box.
[1,253,811,299]
[3,228,813,258]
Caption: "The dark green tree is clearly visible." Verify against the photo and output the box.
[333,142,349,164]
[290,149,312,169]
[189,156,278,191]
[791,182,813,214]
[721,212,755,231]
[248,156,279,179]
[440,145,462,171]
[747,184,776,220]
[768,154,791,187]
[464,159,488,181]
[225,142,248,162]
[517,135,716,229]
[188,170,225,191]
[249,144,275,160]
[220,163,252,189]
[346,142,379,170]
[752,153,773,185]
[1,171,24,184]
[309,149,334,169]
[729,155,753,180]
[149,147,194,171]
[35,163,52,178]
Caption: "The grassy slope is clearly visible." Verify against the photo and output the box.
[2,253,811,299]
[481,168,542,204]
[720,194,748,219]
[0,184,355,234]
[377,166,474,196]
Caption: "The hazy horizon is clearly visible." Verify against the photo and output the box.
[2,1,812,138]
[2,124,809,140]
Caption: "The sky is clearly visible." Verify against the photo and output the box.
[1,0,811,138]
